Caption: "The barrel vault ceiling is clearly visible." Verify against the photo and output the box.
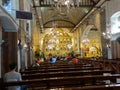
[32,0,107,33]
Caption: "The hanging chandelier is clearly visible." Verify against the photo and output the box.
[102,24,112,48]
[102,31,112,39]
[54,0,75,7]
[102,24,112,39]
[53,0,80,12]
[67,44,72,50]
[82,38,90,45]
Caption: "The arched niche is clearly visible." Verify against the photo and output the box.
[81,25,102,57]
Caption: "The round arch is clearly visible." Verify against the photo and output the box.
[81,24,102,57]
[0,14,18,32]
[81,25,96,40]
[111,11,120,40]
[0,4,18,32]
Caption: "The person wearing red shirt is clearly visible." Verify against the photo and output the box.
[72,57,78,64]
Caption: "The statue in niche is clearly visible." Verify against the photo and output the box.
[89,47,97,54]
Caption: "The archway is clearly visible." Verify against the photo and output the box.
[110,11,120,59]
[81,25,102,57]
[81,25,96,40]
[111,12,120,35]
[111,12,120,41]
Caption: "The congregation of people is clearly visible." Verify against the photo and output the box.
[32,51,79,67]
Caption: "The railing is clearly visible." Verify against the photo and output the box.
[80,58,120,73]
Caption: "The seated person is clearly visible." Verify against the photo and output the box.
[91,57,96,60]
[4,63,27,90]
[49,56,57,64]
[72,57,78,64]
[37,58,41,65]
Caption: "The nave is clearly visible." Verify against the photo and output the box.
[1,58,120,90]
[0,0,120,90]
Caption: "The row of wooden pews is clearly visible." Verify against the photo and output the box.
[21,70,114,79]
[1,77,120,90]
[25,62,92,70]
[1,60,120,90]
[21,67,102,74]
[1,78,120,90]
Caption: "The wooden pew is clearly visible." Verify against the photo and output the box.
[47,84,120,90]
[21,67,102,75]
[26,64,93,70]
[1,74,120,89]
[22,70,115,80]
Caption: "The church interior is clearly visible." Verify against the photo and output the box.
[0,0,120,90]
[33,0,103,58]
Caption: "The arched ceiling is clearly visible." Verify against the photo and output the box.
[32,0,107,33]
